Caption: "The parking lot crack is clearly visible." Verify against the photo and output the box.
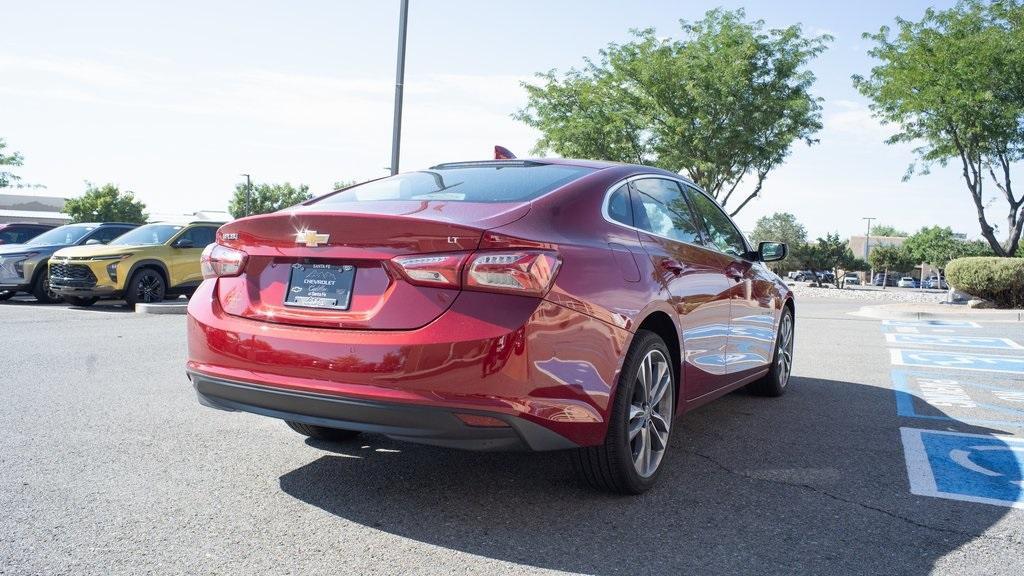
[685,449,1023,546]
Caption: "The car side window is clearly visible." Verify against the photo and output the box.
[180,226,216,247]
[606,184,632,226]
[686,188,748,258]
[629,178,703,245]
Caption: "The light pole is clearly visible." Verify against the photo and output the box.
[240,173,252,217]
[863,216,876,285]
[390,0,410,176]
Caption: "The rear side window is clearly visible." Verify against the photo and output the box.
[629,178,703,245]
[686,188,748,257]
[310,163,594,206]
[606,184,632,225]
[88,226,129,245]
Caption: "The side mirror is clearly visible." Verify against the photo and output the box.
[173,238,195,249]
[758,241,787,262]
[85,238,102,245]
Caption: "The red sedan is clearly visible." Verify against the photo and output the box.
[187,158,793,493]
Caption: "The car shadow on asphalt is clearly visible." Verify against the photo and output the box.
[278,377,1015,575]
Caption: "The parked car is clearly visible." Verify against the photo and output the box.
[187,158,796,494]
[49,220,223,307]
[922,277,948,290]
[0,222,138,302]
[873,273,900,287]
[897,276,919,288]
[843,273,860,285]
[0,222,55,245]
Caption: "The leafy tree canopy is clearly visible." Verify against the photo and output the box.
[903,226,968,267]
[63,183,148,224]
[870,224,908,237]
[853,0,1024,256]
[0,138,24,188]
[869,244,916,274]
[751,212,807,271]
[517,8,831,216]
[229,182,312,218]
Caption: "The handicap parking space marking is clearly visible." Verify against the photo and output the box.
[890,349,1024,375]
[882,319,982,328]
[893,370,1024,427]
[885,333,1024,350]
[900,428,1024,509]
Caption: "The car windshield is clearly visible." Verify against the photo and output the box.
[309,162,595,207]
[110,224,183,246]
[26,225,95,246]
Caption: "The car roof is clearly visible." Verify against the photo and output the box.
[147,220,226,226]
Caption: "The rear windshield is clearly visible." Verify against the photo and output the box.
[310,163,594,206]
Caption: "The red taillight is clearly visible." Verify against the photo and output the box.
[465,251,560,296]
[390,250,560,296]
[391,253,469,288]
[201,243,248,279]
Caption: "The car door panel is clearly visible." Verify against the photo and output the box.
[627,178,735,401]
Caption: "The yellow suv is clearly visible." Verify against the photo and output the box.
[49,220,223,307]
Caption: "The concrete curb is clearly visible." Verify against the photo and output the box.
[853,303,1024,322]
[135,302,188,315]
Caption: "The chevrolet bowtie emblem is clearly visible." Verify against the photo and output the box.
[296,230,330,247]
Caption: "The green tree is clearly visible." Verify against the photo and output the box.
[0,138,24,188]
[870,224,908,237]
[229,182,312,219]
[854,0,1024,256]
[333,180,357,190]
[517,8,831,216]
[814,233,860,287]
[751,212,807,271]
[903,226,967,268]
[62,183,148,223]
[869,244,916,288]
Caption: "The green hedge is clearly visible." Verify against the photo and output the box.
[945,257,1024,308]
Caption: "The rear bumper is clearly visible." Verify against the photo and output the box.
[187,279,631,449]
[190,371,576,451]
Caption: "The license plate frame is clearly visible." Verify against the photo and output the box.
[283,262,356,310]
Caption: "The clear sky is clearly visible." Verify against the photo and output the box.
[1,0,992,239]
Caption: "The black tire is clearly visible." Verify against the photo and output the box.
[64,295,98,307]
[572,329,675,494]
[0,290,14,301]
[285,421,361,442]
[124,268,166,306]
[747,306,795,397]
[32,272,59,304]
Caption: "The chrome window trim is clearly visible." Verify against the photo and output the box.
[601,174,751,260]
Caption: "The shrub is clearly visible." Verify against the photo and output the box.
[945,257,1024,309]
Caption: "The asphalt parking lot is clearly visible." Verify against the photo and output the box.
[2,297,1022,575]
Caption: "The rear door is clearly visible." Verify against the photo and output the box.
[627,177,734,400]
[685,188,776,376]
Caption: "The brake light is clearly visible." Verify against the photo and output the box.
[390,250,560,296]
[464,251,560,296]
[392,253,469,288]
[201,243,248,279]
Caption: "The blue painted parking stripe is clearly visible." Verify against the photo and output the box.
[882,319,981,328]
[884,333,1024,350]
[890,349,1024,374]
[901,428,1024,509]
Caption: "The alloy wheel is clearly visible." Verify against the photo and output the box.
[136,272,165,303]
[628,349,673,478]
[776,313,794,388]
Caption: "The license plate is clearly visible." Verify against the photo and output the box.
[284,263,355,310]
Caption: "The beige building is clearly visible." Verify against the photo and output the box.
[848,235,906,261]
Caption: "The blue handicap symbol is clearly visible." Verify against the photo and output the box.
[892,349,1024,374]
[902,428,1024,508]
